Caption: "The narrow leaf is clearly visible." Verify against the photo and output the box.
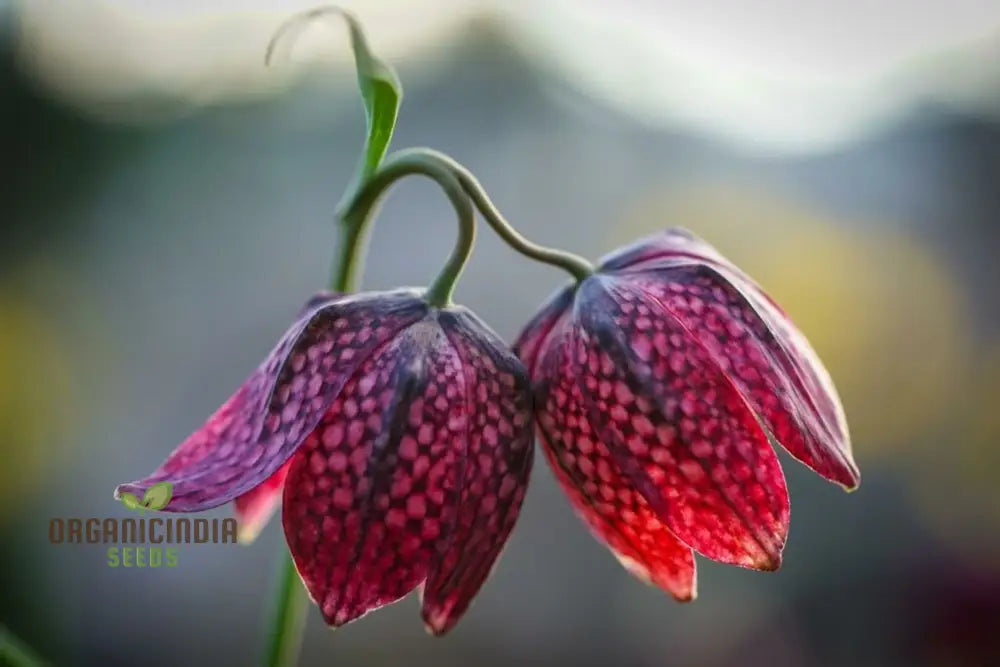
[342,14,401,179]
[265,6,402,187]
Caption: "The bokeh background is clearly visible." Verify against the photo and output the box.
[3,1,999,665]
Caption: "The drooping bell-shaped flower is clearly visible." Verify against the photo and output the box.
[116,289,534,634]
[514,228,859,601]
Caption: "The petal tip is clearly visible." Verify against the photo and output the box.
[672,587,697,603]
[842,461,862,491]
[839,474,862,493]
[421,610,454,637]
[677,570,699,602]
[322,608,363,631]
[423,622,447,637]
[787,442,860,490]
[235,525,262,545]
[755,550,783,572]
[824,457,861,492]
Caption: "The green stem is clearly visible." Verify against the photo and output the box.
[330,214,367,292]
[411,150,595,282]
[265,556,309,667]
[0,625,46,667]
[339,148,476,307]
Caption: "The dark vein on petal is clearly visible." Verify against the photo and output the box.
[583,282,783,562]
[335,338,427,617]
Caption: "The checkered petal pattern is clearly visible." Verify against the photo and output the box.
[515,228,857,596]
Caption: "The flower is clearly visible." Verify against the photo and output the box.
[514,228,859,601]
[116,288,534,634]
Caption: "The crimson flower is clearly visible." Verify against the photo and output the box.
[116,289,533,634]
[514,228,859,601]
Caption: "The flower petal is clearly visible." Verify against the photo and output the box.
[298,290,342,314]
[420,309,534,635]
[233,459,293,544]
[282,318,467,629]
[627,265,859,489]
[599,229,857,489]
[512,285,573,377]
[232,291,343,544]
[598,227,722,272]
[731,274,856,480]
[573,278,790,570]
[115,290,428,511]
[535,325,696,600]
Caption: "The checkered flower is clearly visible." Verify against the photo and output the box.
[514,228,859,601]
[116,289,533,634]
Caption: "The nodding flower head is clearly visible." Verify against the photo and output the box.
[116,288,534,634]
[514,228,858,601]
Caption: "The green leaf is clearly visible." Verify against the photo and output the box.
[119,492,141,512]
[344,15,401,179]
[265,7,402,194]
[141,482,173,511]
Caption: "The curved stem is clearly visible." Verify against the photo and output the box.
[402,149,595,282]
[339,148,476,307]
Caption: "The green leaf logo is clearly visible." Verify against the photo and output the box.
[119,492,141,512]
[119,482,172,514]
[142,482,174,511]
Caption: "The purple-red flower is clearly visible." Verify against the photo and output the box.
[514,228,859,601]
[116,289,533,634]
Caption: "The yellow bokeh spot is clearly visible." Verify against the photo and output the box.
[0,282,81,516]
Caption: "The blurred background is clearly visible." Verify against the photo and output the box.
[2,1,999,665]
